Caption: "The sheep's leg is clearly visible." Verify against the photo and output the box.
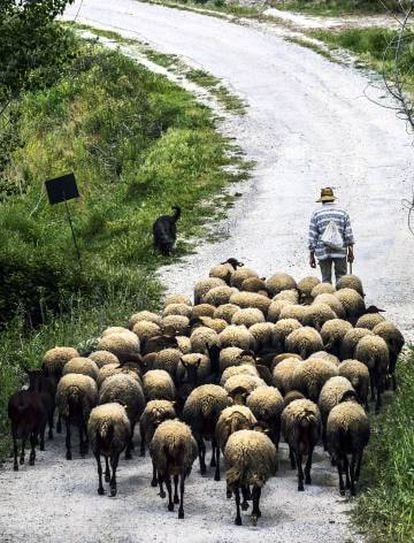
[305,446,314,485]
[251,486,262,526]
[350,452,357,496]
[355,450,364,482]
[95,452,104,495]
[57,413,62,434]
[241,486,250,511]
[234,486,242,526]
[337,459,346,496]
[214,446,220,482]
[322,425,327,451]
[151,461,158,487]
[130,422,136,451]
[226,483,232,499]
[39,422,46,451]
[48,407,54,440]
[65,419,72,460]
[166,476,174,511]
[173,474,179,504]
[210,437,217,467]
[140,425,145,457]
[12,426,19,471]
[369,371,375,402]
[289,446,296,469]
[20,438,25,465]
[178,474,185,519]
[79,422,86,457]
[158,475,166,499]
[197,437,207,475]
[109,453,119,497]
[296,452,304,491]
[29,433,36,466]
[375,373,383,414]
[105,456,111,482]
[344,455,351,489]
[125,425,134,460]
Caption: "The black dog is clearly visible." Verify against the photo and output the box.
[152,206,181,256]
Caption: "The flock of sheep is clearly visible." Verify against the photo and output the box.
[8,258,405,526]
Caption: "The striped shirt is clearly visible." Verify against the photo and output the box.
[308,202,354,261]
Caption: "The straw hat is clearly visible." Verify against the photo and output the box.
[316,187,336,203]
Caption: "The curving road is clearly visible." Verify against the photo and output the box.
[2,2,413,542]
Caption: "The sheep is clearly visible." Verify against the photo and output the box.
[339,360,370,408]
[203,344,221,385]
[273,289,299,304]
[194,277,227,305]
[309,351,340,367]
[279,304,308,324]
[219,347,244,372]
[213,303,240,323]
[161,315,190,336]
[96,362,141,388]
[327,390,370,496]
[313,293,346,319]
[152,205,181,256]
[98,373,145,458]
[56,374,98,460]
[182,384,232,475]
[42,346,79,383]
[150,419,198,519]
[151,348,182,379]
[224,374,266,405]
[341,327,374,360]
[229,267,259,289]
[175,336,192,354]
[334,288,366,325]
[249,322,275,351]
[355,335,389,412]
[304,303,337,331]
[246,386,283,449]
[192,303,216,319]
[97,332,141,363]
[318,376,355,448]
[267,300,292,323]
[62,357,99,381]
[219,325,255,351]
[281,399,321,491]
[283,390,305,407]
[224,429,277,525]
[336,274,365,297]
[8,386,47,470]
[272,357,302,395]
[320,319,353,358]
[201,286,238,307]
[271,352,302,371]
[292,357,339,402]
[373,321,405,390]
[229,291,271,316]
[132,320,162,343]
[195,316,228,334]
[231,308,265,327]
[190,326,220,354]
[25,368,56,440]
[209,258,244,284]
[265,272,297,296]
[311,282,336,298]
[285,327,324,359]
[88,403,131,496]
[241,276,267,293]
[220,364,259,386]
[272,318,302,353]
[215,405,257,483]
[177,354,211,385]
[164,294,192,307]
[101,326,131,337]
[128,311,162,329]
[142,334,178,355]
[297,276,320,303]
[142,370,176,402]
[89,350,120,368]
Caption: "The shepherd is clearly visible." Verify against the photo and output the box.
[308,187,354,284]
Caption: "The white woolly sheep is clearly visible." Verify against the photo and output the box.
[219,347,244,372]
[320,318,353,358]
[265,272,297,296]
[202,286,238,307]
[96,363,141,388]
[266,299,292,323]
[327,391,370,496]
[177,353,211,385]
[355,335,389,412]
[339,359,370,408]
[161,315,190,336]
[241,276,267,293]
[191,303,216,319]
[224,374,266,404]
[220,364,259,386]
[128,311,162,329]
[229,267,259,289]
[97,332,141,363]
[336,274,365,297]
[285,327,324,359]
[142,370,176,402]
[164,294,192,307]
[209,258,244,284]
[341,327,374,360]
[334,288,366,324]
[309,351,340,367]
[273,289,299,304]
[246,386,284,448]
[139,399,177,459]
[56,373,98,460]
[279,304,308,324]
[101,326,131,337]
[311,282,336,298]
[213,303,240,323]
[373,321,405,390]
[355,312,385,330]
[88,350,119,369]
[182,384,232,475]
[194,277,227,305]
[132,321,162,344]
[224,429,277,525]
[283,390,306,407]
[292,357,339,402]
[272,357,302,395]
[231,307,265,327]
[219,325,255,351]
[150,419,198,519]
[88,402,131,496]
[196,316,228,334]
[190,326,220,354]
[142,334,179,355]
[318,376,355,448]
[249,322,275,351]
[271,352,302,371]
[229,291,271,316]
[99,373,145,458]
[272,318,303,353]
[42,346,80,382]
[313,293,346,319]
[175,336,192,354]
[297,276,320,303]
[304,303,337,331]
[62,357,99,381]
[152,348,183,378]
[281,398,321,491]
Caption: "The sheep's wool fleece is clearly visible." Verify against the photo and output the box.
[297,276,320,297]
[224,374,265,395]
[97,333,140,361]
[62,357,99,380]
[220,364,259,386]
[355,335,389,370]
[224,429,277,488]
[184,385,231,419]
[293,358,338,401]
[246,386,284,419]
[216,406,257,449]
[89,350,119,368]
[142,370,175,401]
[43,347,79,374]
[150,420,197,475]
[281,399,321,443]
[129,311,162,328]
[57,374,98,416]
[191,327,219,352]
[318,376,354,418]
[88,403,131,452]
[355,313,385,330]
[219,325,255,350]
[99,373,145,421]
[327,401,370,438]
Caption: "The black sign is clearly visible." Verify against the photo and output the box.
[45,173,79,205]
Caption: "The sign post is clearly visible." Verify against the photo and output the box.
[45,173,81,269]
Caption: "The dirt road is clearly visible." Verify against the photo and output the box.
[2,1,413,541]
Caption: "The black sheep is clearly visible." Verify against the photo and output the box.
[152,206,181,256]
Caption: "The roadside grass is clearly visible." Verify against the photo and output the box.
[271,0,398,16]
[138,0,264,19]
[285,36,342,63]
[0,35,250,458]
[353,348,414,542]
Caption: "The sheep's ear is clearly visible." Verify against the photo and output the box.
[181,358,188,368]
[196,358,202,368]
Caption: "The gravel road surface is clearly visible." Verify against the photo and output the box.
[2,2,413,541]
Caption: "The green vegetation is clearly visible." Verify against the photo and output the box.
[354,349,414,542]
[285,36,341,63]
[138,0,264,19]
[272,0,402,16]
